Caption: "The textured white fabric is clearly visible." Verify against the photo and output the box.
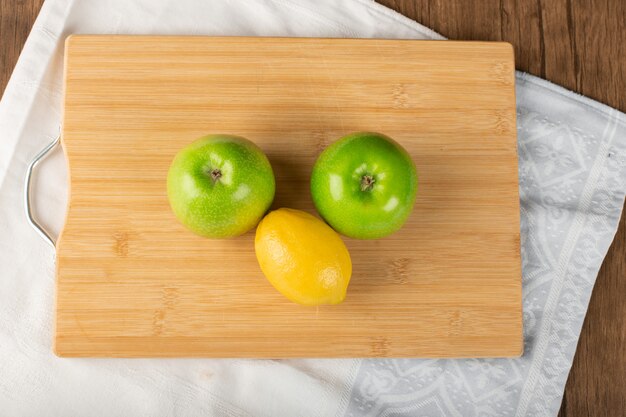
[1,1,625,416]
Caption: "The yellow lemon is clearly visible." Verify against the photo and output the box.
[255,208,352,306]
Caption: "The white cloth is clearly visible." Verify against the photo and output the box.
[1,1,625,416]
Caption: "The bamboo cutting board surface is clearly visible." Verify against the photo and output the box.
[57,35,521,357]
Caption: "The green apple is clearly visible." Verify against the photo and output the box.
[310,132,418,239]
[167,134,275,238]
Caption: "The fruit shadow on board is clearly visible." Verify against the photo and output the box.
[261,128,346,219]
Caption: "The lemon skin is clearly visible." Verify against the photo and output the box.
[255,208,352,306]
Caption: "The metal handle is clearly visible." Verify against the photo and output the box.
[25,135,61,248]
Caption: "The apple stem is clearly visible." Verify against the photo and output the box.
[360,175,375,191]
[210,169,222,183]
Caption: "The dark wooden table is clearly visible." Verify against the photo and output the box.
[1,1,624,415]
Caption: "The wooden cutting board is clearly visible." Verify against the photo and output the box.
[57,35,522,357]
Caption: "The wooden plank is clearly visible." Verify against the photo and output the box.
[377,1,626,415]
[4,0,625,412]
[57,35,521,357]
[5,0,625,413]
[0,0,45,93]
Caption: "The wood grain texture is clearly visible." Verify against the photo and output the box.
[57,35,521,357]
[377,1,626,415]
[2,1,623,414]
[0,0,44,96]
